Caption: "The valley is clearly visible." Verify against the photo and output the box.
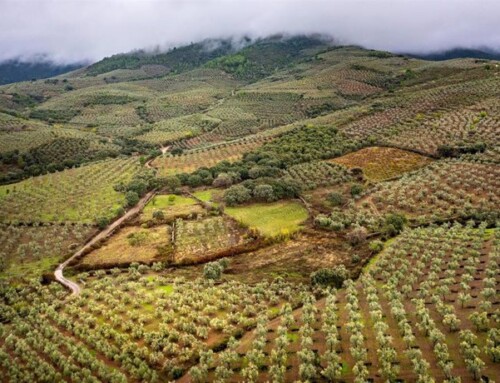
[0,35,498,382]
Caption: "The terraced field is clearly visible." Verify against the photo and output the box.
[1,225,497,382]
[0,223,96,278]
[367,161,500,222]
[153,137,269,176]
[0,157,141,223]
[188,225,499,382]
[0,125,96,154]
[173,216,248,263]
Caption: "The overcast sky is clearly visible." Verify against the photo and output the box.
[1,0,499,63]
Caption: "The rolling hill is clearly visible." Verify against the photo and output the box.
[0,34,498,383]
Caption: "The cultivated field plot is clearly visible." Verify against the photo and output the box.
[81,225,172,267]
[243,47,397,99]
[381,98,500,156]
[70,103,143,126]
[339,76,500,145]
[0,223,95,278]
[153,137,268,176]
[96,124,149,139]
[225,201,309,237]
[0,275,307,382]
[366,160,500,223]
[1,225,497,382]
[188,224,499,382]
[135,113,221,145]
[139,86,222,122]
[282,161,353,190]
[0,157,141,224]
[225,91,305,128]
[134,67,238,94]
[174,216,247,263]
[34,85,148,111]
[141,194,205,222]
[0,112,48,132]
[0,125,96,154]
[27,136,120,165]
[330,146,433,181]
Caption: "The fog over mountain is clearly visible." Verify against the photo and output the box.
[1,0,499,64]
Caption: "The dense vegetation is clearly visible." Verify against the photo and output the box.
[86,39,235,76]
[175,125,365,204]
[206,35,328,81]
[0,59,82,85]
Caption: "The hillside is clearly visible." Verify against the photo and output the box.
[0,36,499,383]
[85,35,330,79]
[409,47,500,61]
[0,59,83,85]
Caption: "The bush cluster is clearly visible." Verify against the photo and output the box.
[203,258,229,280]
[223,178,302,206]
[310,265,350,288]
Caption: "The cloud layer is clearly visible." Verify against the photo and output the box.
[1,0,499,63]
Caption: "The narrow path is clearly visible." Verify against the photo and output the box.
[55,190,156,296]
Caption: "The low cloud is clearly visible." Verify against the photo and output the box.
[1,0,499,63]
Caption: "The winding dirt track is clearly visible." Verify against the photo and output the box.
[55,190,156,296]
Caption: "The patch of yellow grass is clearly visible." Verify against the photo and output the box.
[82,225,171,266]
[330,146,433,181]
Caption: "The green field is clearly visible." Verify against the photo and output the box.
[192,189,223,207]
[192,189,214,202]
[145,194,197,209]
[142,194,203,221]
[225,201,309,237]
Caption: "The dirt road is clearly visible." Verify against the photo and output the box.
[55,190,156,296]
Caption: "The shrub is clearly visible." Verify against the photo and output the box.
[203,258,229,280]
[253,184,276,202]
[212,172,234,188]
[350,184,364,197]
[152,210,165,220]
[311,265,350,288]
[115,206,125,217]
[127,231,149,246]
[125,191,140,207]
[223,185,251,206]
[218,257,229,270]
[152,262,164,271]
[96,217,109,229]
[383,213,407,236]
[437,142,486,158]
[160,176,181,193]
[171,147,183,156]
[369,240,384,253]
[187,174,203,187]
[328,192,344,206]
[346,225,368,245]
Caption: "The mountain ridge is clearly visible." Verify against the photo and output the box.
[0,59,85,85]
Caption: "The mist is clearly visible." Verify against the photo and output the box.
[1,0,499,64]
